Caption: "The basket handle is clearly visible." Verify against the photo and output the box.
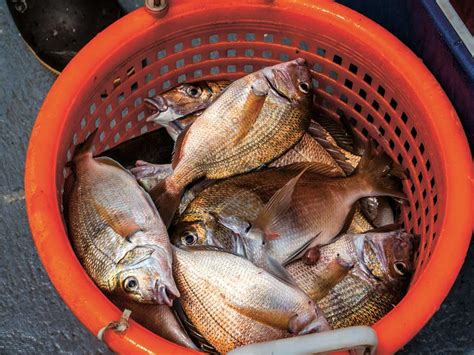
[228,326,377,355]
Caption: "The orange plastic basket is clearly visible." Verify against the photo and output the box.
[25,1,472,353]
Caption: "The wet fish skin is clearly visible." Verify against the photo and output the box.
[151,59,313,226]
[66,131,179,305]
[172,246,329,354]
[286,231,417,328]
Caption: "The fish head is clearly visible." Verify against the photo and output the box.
[145,81,224,126]
[171,221,208,248]
[356,231,418,284]
[115,246,180,305]
[261,58,313,107]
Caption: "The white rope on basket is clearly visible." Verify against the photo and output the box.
[97,309,132,344]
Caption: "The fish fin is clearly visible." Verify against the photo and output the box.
[308,257,353,301]
[265,256,300,288]
[71,129,98,163]
[282,233,321,266]
[150,177,183,228]
[213,213,250,236]
[95,156,130,173]
[353,139,407,199]
[230,89,266,144]
[116,246,154,267]
[93,200,143,240]
[339,114,366,156]
[131,160,173,180]
[340,203,358,235]
[251,167,308,242]
[315,114,355,153]
[366,223,403,233]
[280,161,341,177]
[171,123,192,169]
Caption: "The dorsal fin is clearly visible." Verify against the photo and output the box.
[171,123,192,169]
[230,89,266,145]
[72,129,98,162]
[280,161,342,177]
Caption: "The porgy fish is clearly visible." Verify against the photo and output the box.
[149,59,313,225]
[286,230,417,328]
[172,246,330,354]
[171,143,406,269]
[109,295,198,350]
[66,131,179,305]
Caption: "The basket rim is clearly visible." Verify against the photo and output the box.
[24,1,473,353]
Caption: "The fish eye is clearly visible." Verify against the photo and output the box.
[186,86,202,98]
[298,82,311,94]
[123,276,139,292]
[393,261,407,276]
[182,231,197,246]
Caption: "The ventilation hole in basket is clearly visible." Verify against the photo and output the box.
[226,49,236,57]
[193,54,202,63]
[100,90,108,100]
[95,118,101,127]
[210,66,220,75]
[417,172,423,183]
[299,41,309,51]
[264,33,273,43]
[110,119,116,129]
[114,133,120,143]
[148,88,156,97]
[422,189,427,199]
[419,143,425,154]
[425,224,430,233]
[336,108,344,117]
[425,207,430,216]
[372,100,380,111]
[401,112,409,123]
[209,34,219,43]
[340,94,348,103]
[410,183,415,194]
[194,70,203,78]
[397,153,403,164]
[80,117,87,129]
[210,50,219,59]
[113,77,121,87]
[160,65,169,75]
[244,65,253,73]
[366,114,374,123]
[280,53,290,61]
[404,141,410,152]
[134,98,142,108]
[244,33,254,41]
[145,73,153,83]
[344,79,353,89]
[137,111,145,121]
[90,103,96,114]
[390,98,398,110]
[99,131,105,142]
[63,168,68,179]
[316,47,326,57]
[176,59,185,68]
[378,126,385,136]
[282,37,292,45]
[430,177,436,188]
[141,58,150,68]
[329,70,338,80]
[127,67,135,77]
[178,74,187,83]
[354,103,362,113]
[66,149,72,161]
[313,63,323,73]
[411,156,418,167]
[191,37,201,47]
[376,85,385,97]
[361,128,369,137]
[349,116,357,126]
[434,213,438,223]
[118,92,125,102]
[358,89,367,100]
[174,42,183,53]
[262,50,272,59]
[395,126,401,137]
[139,126,147,135]
[348,63,358,74]
[122,108,129,118]
[384,113,391,123]
[433,195,438,205]
[411,127,418,139]
[227,65,237,73]
[414,200,419,210]
[125,121,132,131]
[363,73,372,85]
[157,49,166,59]
[325,85,334,95]
[131,82,138,92]
[312,78,319,88]
[333,54,342,65]
[244,49,254,57]
[162,80,171,90]
[389,139,395,150]
[426,160,431,171]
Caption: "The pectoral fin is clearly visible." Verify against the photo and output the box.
[308,257,353,301]
[94,201,143,240]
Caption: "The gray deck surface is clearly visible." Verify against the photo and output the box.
[0,1,472,354]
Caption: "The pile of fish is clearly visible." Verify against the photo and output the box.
[65,59,418,353]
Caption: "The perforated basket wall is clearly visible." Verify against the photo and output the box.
[25,1,472,354]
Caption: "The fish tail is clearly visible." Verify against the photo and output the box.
[72,129,98,161]
[150,176,183,227]
[353,139,407,199]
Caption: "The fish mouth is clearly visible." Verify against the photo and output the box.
[155,282,180,306]
[145,97,183,125]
